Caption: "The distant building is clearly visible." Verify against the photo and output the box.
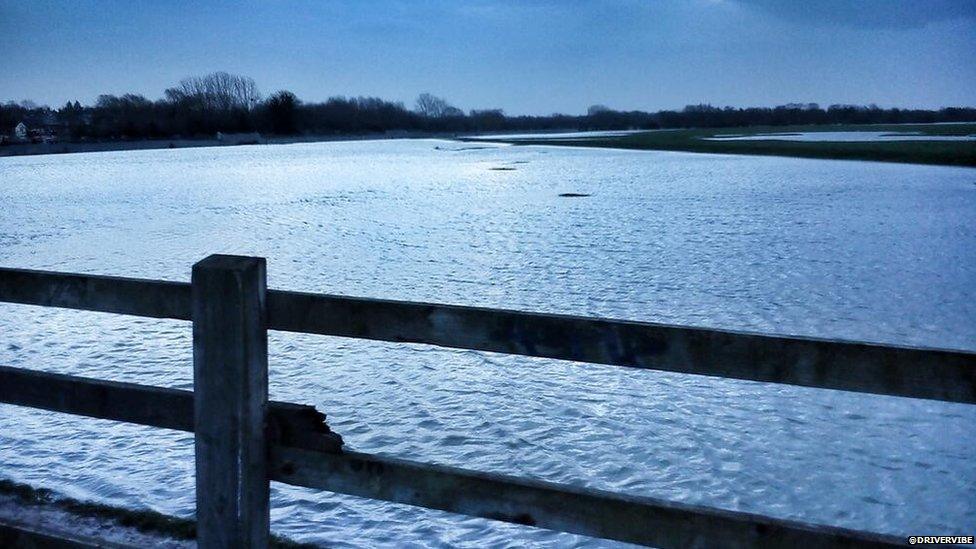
[11,121,56,144]
[13,122,28,142]
[30,127,57,143]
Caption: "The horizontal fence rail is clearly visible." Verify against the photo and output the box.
[267,291,976,404]
[0,366,342,453]
[2,266,974,403]
[0,365,905,548]
[271,447,905,548]
[0,266,191,320]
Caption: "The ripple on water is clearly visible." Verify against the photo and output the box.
[0,141,974,546]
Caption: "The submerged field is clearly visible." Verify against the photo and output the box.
[0,141,974,545]
[467,123,976,166]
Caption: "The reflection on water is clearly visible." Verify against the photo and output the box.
[0,140,974,546]
[466,130,643,140]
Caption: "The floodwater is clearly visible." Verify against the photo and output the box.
[0,140,974,547]
[704,131,976,142]
[466,130,642,140]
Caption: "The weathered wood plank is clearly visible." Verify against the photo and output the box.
[0,365,342,452]
[192,255,270,548]
[2,266,973,403]
[270,446,906,548]
[266,290,976,403]
[0,267,190,320]
[0,365,190,431]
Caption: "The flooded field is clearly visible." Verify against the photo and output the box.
[704,131,976,142]
[0,140,974,546]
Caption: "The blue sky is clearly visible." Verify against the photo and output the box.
[1,0,974,114]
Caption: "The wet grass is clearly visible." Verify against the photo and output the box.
[0,478,316,548]
[473,123,976,167]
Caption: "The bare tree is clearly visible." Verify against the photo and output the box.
[165,72,261,111]
[442,106,464,117]
[415,93,453,118]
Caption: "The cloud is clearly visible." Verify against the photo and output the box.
[736,0,976,29]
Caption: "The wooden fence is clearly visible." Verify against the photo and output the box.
[0,254,973,548]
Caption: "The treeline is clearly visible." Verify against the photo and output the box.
[2,72,975,143]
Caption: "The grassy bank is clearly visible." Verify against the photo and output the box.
[0,478,315,548]
[467,124,976,167]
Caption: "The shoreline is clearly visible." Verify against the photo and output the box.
[462,123,976,167]
[0,131,466,158]
[4,124,973,168]
[0,478,313,548]
[0,128,590,158]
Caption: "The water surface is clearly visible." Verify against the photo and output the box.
[466,130,642,140]
[1,140,974,546]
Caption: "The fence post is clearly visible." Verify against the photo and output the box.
[192,255,270,548]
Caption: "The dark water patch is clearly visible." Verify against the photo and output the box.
[434,145,495,152]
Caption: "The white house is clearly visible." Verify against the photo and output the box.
[13,122,28,142]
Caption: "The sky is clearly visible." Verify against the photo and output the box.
[1,0,975,115]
